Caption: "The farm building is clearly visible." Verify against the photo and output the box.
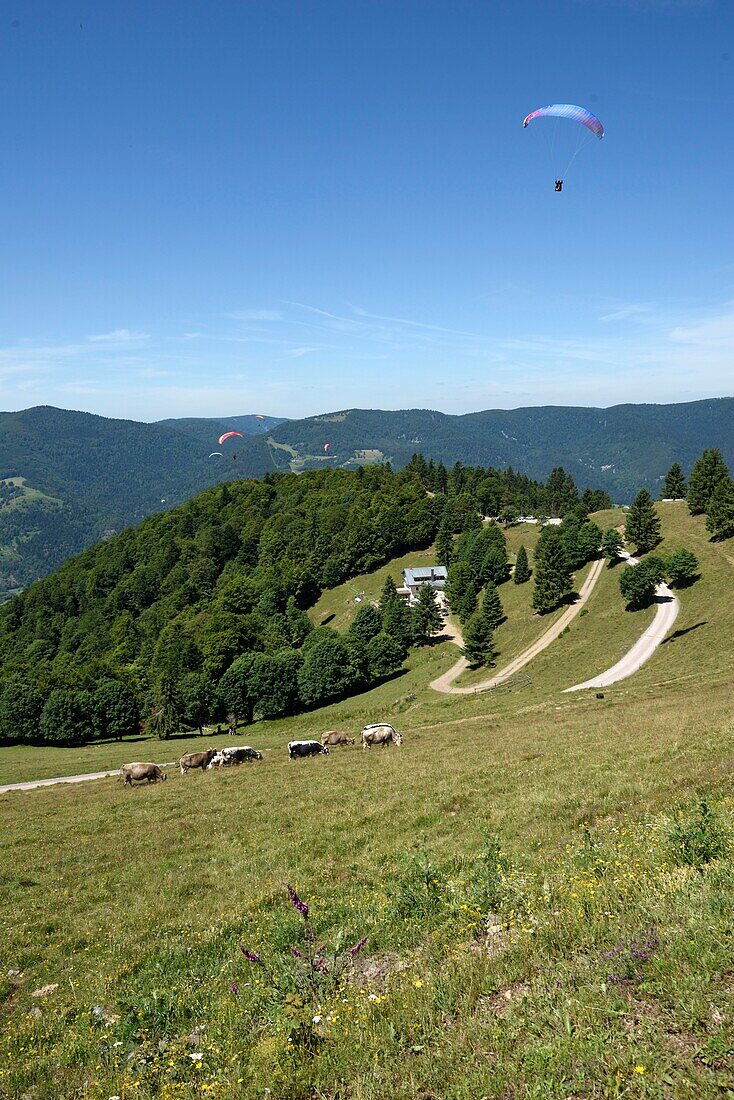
[398,565,448,605]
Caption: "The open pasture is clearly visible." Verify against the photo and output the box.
[1,503,733,1096]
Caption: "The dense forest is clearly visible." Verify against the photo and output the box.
[0,459,611,745]
[2,399,732,592]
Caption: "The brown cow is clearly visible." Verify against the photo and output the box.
[321,730,355,747]
[120,762,167,785]
[179,748,218,775]
[361,723,402,749]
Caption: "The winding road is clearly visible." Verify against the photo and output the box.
[563,552,679,692]
[430,555,606,695]
[1,554,681,793]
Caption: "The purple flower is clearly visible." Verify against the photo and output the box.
[230,981,239,996]
[239,946,261,964]
[348,936,368,958]
[287,884,309,920]
[290,946,303,958]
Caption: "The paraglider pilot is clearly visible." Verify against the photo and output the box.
[554,179,563,192]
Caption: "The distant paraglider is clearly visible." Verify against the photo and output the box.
[523,103,604,190]
[208,452,223,459]
[323,442,331,453]
[218,431,244,446]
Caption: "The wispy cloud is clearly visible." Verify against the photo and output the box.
[669,302,734,346]
[88,328,151,343]
[228,309,284,322]
[598,303,652,324]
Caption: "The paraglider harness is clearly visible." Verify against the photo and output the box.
[554,179,563,192]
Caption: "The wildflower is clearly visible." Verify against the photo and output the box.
[368,993,378,1002]
[312,1014,322,1024]
[634,1065,645,1074]
[189,1052,203,1062]
[290,946,303,958]
[413,979,424,988]
[287,884,309,919]
[240,947,261,963]
[348,935,368,957]
[230,981,239,996]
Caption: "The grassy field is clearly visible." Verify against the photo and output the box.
[1,504,733,1097]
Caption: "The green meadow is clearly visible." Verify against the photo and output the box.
[1,504,733,1098]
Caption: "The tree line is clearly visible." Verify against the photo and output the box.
[0,460,612,745]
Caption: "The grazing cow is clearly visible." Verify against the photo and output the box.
[208,746,263,768]
[288,740,330,760]
[120,762,167,785]
[361,723,402,750]
[321,730,355,747]
[179,748,219,775]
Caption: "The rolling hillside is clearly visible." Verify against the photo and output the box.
[1,398,731,592]
[1,503,733,1098]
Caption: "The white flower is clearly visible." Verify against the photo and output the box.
[189,1052,204,1061]
[312,1014,322,1024]
[368,993,378,1002]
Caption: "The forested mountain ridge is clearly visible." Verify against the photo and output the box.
[0,407,284,591]
[260,399,734,501]
[1,398,731,592]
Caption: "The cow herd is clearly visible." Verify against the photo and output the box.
[119,722,402,785]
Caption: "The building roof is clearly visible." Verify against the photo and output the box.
[403,566,447,586]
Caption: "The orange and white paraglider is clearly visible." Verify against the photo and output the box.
[323,442,331,453]
[218,431,244,446]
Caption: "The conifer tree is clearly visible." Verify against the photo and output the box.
[705,476,734,540]
[625,489,661,553]
[481,579,503,629]
[411,584,443,645]
[513,544,531,584]
[662,462,686,500]
[602,527,624,563]
[462,600,498,668]
[434,517,454,568]
[687,448,730,515]
[444,561,478,622]
[532,526,573,613]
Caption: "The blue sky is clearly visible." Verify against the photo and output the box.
[2,0,733,421]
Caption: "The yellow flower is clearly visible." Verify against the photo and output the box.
[413,979,424,988]
[634,1065,645,1074]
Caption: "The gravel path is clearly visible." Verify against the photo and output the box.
[0,762,176,795]
[563,552,679,692]
[430,555,605,695]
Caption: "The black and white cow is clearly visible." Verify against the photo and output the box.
[288,740,330,760]
[209,746,264,768]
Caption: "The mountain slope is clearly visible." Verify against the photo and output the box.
[1,398,731,592]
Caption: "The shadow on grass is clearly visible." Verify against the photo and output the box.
[660,621,708,645]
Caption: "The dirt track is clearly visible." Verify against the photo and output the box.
[564,552,679,692]
[430,555,605,694]
[0,763,175,795]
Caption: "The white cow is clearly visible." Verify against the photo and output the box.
[361,723,402,749]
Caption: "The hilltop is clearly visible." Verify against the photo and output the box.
[1,397,732,592]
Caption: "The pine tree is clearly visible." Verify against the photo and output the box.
[462,606,498,668]
[662,462,686,500]
[687,448,730,515]
[513,544,531,584]
[411,584,443,645]
[705,476,734,540]
[481,580,503,629]
[434,517,454,568]
[444,561,478,622]
[625,489,661,553]
[602,527,624,563]
[532,526,573,613]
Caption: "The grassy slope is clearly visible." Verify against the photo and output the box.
[1,504,733,1097]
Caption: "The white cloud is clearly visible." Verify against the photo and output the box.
[88,329,151,343]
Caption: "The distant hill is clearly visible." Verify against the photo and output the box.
[258,400,734,503]
[1,398,731,592]
[0,407,285,591]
